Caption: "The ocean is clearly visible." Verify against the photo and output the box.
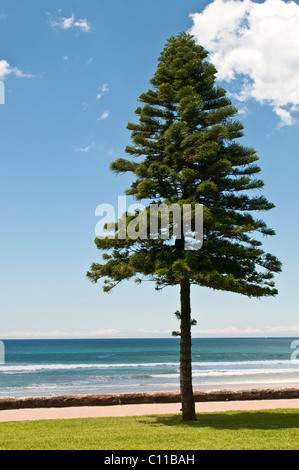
[0,337,298,398]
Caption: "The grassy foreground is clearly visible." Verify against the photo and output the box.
[0,409,298,450]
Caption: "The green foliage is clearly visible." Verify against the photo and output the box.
[172,310,197,336]
[87,32,281,298]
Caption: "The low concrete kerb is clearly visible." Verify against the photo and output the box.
[0,388,299,411]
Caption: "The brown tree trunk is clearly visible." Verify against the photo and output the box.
[179,278,197,421]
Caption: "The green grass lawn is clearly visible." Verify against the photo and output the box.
[0,409,298,450]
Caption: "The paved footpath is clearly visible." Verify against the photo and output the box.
[0,398,298,422]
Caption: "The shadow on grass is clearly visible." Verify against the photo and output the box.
[139,410,299,431]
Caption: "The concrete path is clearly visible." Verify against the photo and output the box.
[0,398,298,422]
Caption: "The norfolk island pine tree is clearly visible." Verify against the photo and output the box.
[87,33,282,422]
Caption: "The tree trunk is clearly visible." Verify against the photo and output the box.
[179,278,196,421]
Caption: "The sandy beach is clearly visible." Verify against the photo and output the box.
[0,398,298,423]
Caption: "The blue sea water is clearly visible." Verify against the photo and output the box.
[0,337,299,397]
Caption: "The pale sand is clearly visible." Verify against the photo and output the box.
[0,399,298,422]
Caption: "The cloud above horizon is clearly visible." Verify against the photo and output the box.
[74,142,95,153]
[0,59,34,80]
[96,83,109,101]
[98,110,109,120]
[50,12,91,33]
[189,0,299,126]
[1,324,299,338]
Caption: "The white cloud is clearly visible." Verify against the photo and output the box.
[1,329,119,338]
[88,329,120,337]
[50,12,91,33]
[101,83,109,93]
[137,328,173,335]
[98,111,109,120]
[73,18,91,33]
[2,324,299,338]
[194,326,262,335]
[265,325,299,333]
[193,325,299,336]
[74,142,95,153]
[189,0,299,126]
[0,60,11,80]
[1,330,68,338]
[96,83,109,100]
[0,59,34,81]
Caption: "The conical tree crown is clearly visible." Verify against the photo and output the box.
[88,33,281,297]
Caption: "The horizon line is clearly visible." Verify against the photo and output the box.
[1,335,298,340]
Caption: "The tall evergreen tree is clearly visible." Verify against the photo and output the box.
[87,33,281,421]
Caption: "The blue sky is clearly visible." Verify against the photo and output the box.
[0,0,298,339]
